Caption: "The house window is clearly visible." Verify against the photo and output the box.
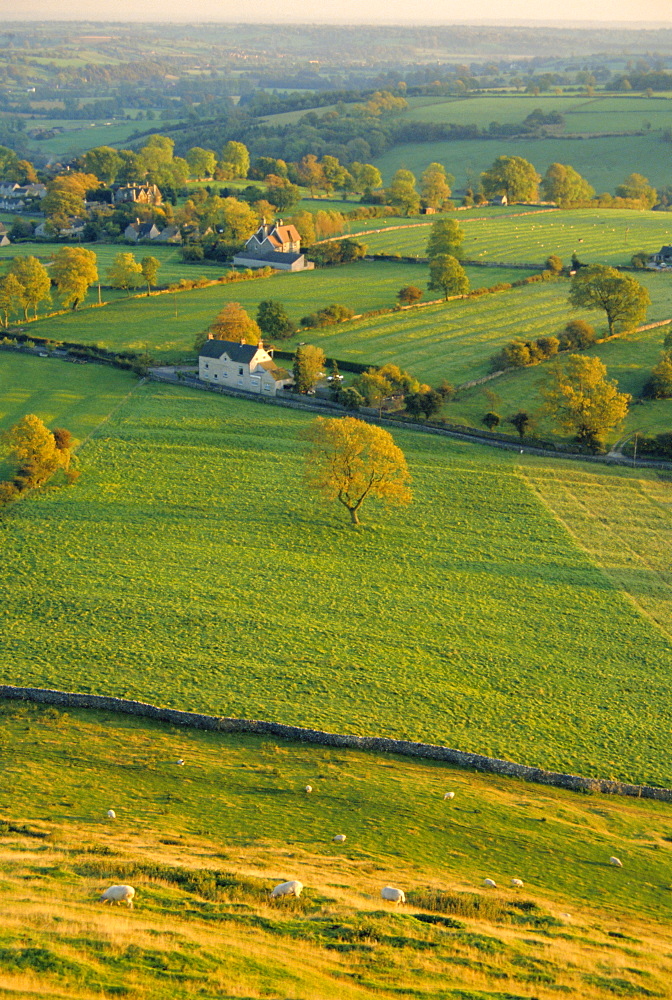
[238,367,244,375]
[237,379,243,387]
[204,363,209,369]
[214,374,218,379]
[264,384,272,392]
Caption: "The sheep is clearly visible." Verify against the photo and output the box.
[100,885,135,908]
[333,834,346,843]
[482,878,497,888]
[176,759,185,766]
[381,886,405,904]
[305,785,312,794]
[609,856,623,868]
[106,809,116,819]
[443,791,455,800]
[510,878,524,888]
[270,880,303,899]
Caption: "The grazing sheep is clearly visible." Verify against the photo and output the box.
[305,785,312,794]
[271,880,303,899]
[100,885,135,908]
[176,759,185,766]
[106,809,116,819]
[443,791,455,800]
[510,878,524,888]
[381,886,405,904]
[482,878,497,888]
[609,856,623,868]
[333,834,346,843]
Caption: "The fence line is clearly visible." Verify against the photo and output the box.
[1,684,670,802]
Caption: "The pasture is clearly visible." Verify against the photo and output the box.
[448,321,672,436]
[1,699,672,999]
[0,241,218,289]
[278,271,672,390]
[1,377,671,785]
[24,260,532,361]
[361,207,672,266]
[374,132,667,193]
[403,92,672,133]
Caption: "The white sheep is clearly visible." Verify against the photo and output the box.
[176,759,185,766]
[609,856,623,868]
[333,834,346,843]
[510,878,524,888]
[270,880,303,899]
[443,791,455,800]
[482,878,497,888]
[305,785,312,794]
[100,885,135,908]
[106,809,116,819]
[381,886,405,904]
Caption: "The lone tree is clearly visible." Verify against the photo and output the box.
[50,247,98,310]
[302,416,411,525]
[397,285,423,306]
[510,411,531,439]
[428,255,469,300]
[541,163,594,207]
[481,155,541,203]
[426,218,464,260]
[0,273,27,327]
[420,162,454,209]
[569,265,650,336]
[293,344,326,394]
[2,414,75,492]
[8,256,51,318]
[140,256,161,296]
[106,252,143,296]
[257,300,296,341]
[541,354,631,451]
[387,169,420,215]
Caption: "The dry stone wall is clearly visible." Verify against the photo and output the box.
[2,685,671,803]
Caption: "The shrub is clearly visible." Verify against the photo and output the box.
[338,386,364,410]
[483,411,501,430]
[559,319,596,350]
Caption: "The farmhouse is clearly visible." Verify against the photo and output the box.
[124,220,161,242]
[651,245,672,267]
[199,338,292,395]
[490,194,508,206]
[233,220,314,272]
[114,183,162,206]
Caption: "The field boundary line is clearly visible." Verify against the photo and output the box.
[2,684,671,802]
[315,208,559,244]
[77,377,147,452]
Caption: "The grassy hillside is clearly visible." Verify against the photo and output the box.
[2,699,672,1000]
[374,132,667,193]
[362,208,672,266]
[22,261,532,361]
[1,378,671,785]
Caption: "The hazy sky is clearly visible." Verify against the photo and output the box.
[2,0,671,23]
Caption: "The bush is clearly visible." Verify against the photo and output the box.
[301,303,355,328]
[338,386,364,410]
[559,319,596,350]
[483,411,501,430]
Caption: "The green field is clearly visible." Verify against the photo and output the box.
[361,208,672,265]
[1,374,671,786]
[277,271,672,389]
[449,321,672,435]
[374,132,668,194]
[1,699,672,1000]
[24,260,532,361]
[402,92,672,133]
[22,118,181,158]
[0,242,219,289]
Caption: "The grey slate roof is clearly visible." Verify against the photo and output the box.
[199,339,260,362]
[235,250,305,266]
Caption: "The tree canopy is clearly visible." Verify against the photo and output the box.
[387,169,420,215]
[50,247,98,310]
[106,252,143,295]
[541,163,595,207]
[428,254,469,299]
[426,218,464,260]
[481,155,541,203]
[568,265,650,336]
[420,162,453,208]
[541,354,631,451]
[196,302,262,351]
[302,416,411,524]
